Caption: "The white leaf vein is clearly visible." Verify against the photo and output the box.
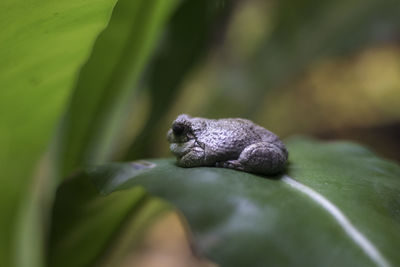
[282,175,390,267]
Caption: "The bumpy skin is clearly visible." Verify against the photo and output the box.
[167,114,288,175]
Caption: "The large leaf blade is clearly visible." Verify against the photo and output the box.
[52,138,400,266]
[0,1,118,266]
[58,0,179,176]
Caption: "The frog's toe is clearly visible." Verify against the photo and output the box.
[216,160,245,171]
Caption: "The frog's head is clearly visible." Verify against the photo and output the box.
[167,114,205,162]
[167,114,194,143]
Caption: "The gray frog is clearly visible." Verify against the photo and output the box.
[167,114,288,175]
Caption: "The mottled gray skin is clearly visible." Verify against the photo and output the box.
[167,114,288,175]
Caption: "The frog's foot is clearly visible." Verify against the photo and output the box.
[216,160,245,171]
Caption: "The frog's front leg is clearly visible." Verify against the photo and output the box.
[216,142,288,175]
[177,147,207,167]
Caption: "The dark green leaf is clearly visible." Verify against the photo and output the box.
[52,138,400,266]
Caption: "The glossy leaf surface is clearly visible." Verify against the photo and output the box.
[51,138,400,266]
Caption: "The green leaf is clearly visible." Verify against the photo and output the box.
[48,170,171,267]
[0,1,118,266]
[58,0,179,176]
[52,138,400,266]
[48,2,180,264]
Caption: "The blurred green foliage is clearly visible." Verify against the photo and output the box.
[1,0,400,266]
[125,0,238,160]
[49,179,170,267]
[58,0,179,176]
[0,0,118,266]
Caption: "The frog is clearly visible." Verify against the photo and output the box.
[167,114,288,175]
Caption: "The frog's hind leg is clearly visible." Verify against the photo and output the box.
[217,142,288,175]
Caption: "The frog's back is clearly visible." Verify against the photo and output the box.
[218,118,278,141]
[196,118,276,155]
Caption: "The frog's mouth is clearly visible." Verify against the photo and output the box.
[169,141,195,158]
[173,147,188,158]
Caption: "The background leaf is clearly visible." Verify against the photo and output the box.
[48,169,171,267]
[52,138,400,266]
[0,0,118,266]
[58,0,179,176]
[247,0,400,117]
[125,0,238,159]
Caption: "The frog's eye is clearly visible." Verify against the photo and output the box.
[172,123,185,135]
